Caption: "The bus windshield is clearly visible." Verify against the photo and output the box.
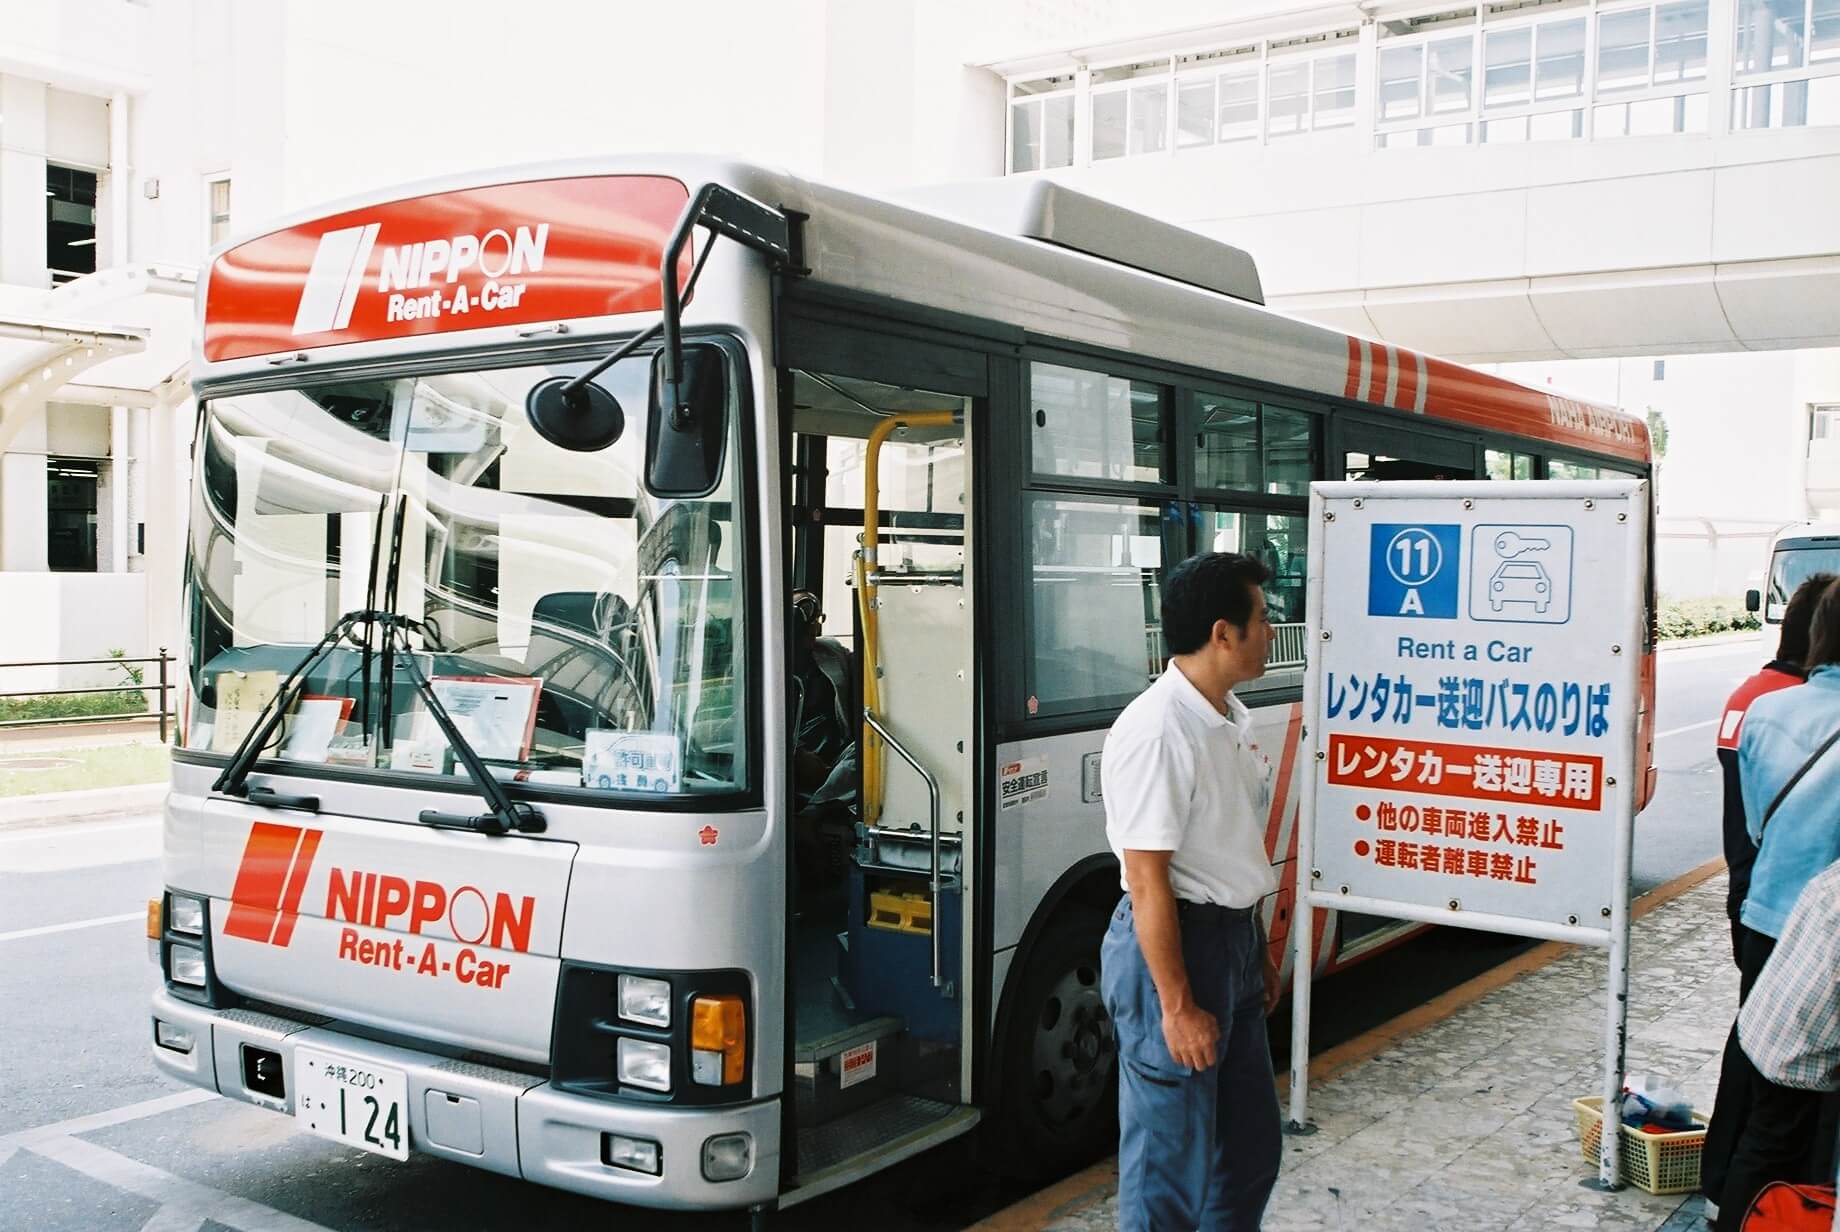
[182,351,747,799]
[1768,543,1840,622]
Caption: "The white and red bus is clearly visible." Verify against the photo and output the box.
[148,159,1654,1219]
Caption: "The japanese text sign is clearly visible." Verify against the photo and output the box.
[1303,481,1647,933]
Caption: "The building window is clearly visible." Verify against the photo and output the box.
[1733,0,1840,129]
[1653,359,1668,380]
[1091,62,1171,161]
[1010,77,1077,172]
[208,177,233,245]
[47,458,100,572]
[1267,50,1357,138]
[1811,403,1840,442]
[46,165,98,285]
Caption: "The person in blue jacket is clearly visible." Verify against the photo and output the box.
[1718,575,1840,1222]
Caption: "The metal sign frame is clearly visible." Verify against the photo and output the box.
[1286,479,1648,1189]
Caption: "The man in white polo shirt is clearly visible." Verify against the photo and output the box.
[1100,551,1282,1231]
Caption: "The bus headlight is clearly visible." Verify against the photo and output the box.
[618,974,672,1028]
[168,894,207,937]
[168,943,207,988]
[616,1038,671,1092]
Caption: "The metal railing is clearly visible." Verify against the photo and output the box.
[0,649,175,740]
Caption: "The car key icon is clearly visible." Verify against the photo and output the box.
[1493,531,1551,559]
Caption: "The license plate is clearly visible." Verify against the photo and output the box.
[294,1046,409,1161]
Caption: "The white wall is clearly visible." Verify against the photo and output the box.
[0,572,149,690]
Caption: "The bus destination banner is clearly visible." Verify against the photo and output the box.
[1303,480,1648,934]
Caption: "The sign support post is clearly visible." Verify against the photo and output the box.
[1286,480,1647,1194]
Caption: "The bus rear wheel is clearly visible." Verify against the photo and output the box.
[996,907,1117,1178]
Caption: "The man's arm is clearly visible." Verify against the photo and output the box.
[1122,849,1219,1071]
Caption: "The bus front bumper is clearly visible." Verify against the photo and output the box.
[148,990,780,1210]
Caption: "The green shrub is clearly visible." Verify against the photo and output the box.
[0,690,149,723]
[1657,596,1763,642]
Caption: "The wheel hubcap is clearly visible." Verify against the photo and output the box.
[1030,961,1114,1129]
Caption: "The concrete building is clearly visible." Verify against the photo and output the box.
[1,0,1834,687]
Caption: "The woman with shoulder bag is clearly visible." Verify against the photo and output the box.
[1717,577,1840,1224]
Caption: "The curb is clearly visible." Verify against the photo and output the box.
[0,782,168,830]
[1657,631,1762,652]
[967,856,1730,1232]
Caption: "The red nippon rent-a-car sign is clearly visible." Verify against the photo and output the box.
[202,174,692,362]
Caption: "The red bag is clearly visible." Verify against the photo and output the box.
[1742,1181,1837,1231]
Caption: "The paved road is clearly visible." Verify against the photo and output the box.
[0,638,1761,1231]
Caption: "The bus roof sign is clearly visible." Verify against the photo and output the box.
[201,174,692,363]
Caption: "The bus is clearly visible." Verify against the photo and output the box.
[1749,520,1840,624]
[148,159,1655,1220]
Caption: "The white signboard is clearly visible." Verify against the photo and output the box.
[1304,481,1646,933]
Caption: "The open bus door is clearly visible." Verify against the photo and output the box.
[774,320,986,1202]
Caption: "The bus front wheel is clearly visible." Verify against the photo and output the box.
[996,906,1118,1178]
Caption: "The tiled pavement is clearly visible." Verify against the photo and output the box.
[1007,874,1738,1231]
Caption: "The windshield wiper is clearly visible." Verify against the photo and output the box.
[212,607,384,799]
[212,608,544,838]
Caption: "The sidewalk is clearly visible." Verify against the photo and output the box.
[981,869,1736,1232]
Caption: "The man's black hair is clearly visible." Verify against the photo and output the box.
[1778,571,1835,667]
[1161,552,1271,655]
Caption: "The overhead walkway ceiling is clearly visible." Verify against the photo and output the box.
[979,131,1840,364]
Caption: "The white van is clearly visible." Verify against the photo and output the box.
[1748,521,1840,624]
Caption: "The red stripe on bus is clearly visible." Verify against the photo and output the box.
[222,822,303,942]
[1266,705,1304,857]
[1395,345,1422,412]
[1343,336,1362,401]
[270,828,324,947]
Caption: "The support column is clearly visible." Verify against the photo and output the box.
[0,75,50,287]
[110,405,129,572]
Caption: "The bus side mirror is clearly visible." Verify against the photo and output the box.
[647,343,728,497]
[1745,589,1761,614]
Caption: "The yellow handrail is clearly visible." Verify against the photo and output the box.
[857,410,959,824]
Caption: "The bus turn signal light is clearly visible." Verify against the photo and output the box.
[146,898,161,940]
[690,994,745,1086]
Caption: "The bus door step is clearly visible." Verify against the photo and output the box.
[792,1016,907,1127]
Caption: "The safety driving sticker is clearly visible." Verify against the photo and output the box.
[999,757,1050,810]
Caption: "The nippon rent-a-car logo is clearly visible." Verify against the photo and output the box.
[289,223,552,335]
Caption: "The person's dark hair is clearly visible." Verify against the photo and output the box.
[1779,571,1836,667]
[1802,575,1840,669]
[1161,552,1271,655]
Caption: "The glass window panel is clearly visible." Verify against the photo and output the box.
[1178,78,1216,146]
[1485,449,1535,480]
[1597,8,1653,92]
[1031,363,1167,483]
[1379,44,1425,122]
[1028,496,1174,712]
[1535,18,1587,100]
[1010,100,1042,172]
[1815,0,1840,61]
[1193,394,1259,490]
[1628,94,1677,133]
[1198,507,1310,633]
[1735,0,1807,75]
[1268,61,1311,136]
[1092,90,1128,160]
[1528,107,1584,140]
[1430,35,1475,113]
[1655,1,1709,81]
[1314,53,1358,127]
[1547,459,1602,480]
[1485,27,1534,109]
[1218,71,1261,140]
[1481,114,1530,142]
[1043,95,1076,167]
[1130,83,1170,155]
[1262,407,1317,496]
